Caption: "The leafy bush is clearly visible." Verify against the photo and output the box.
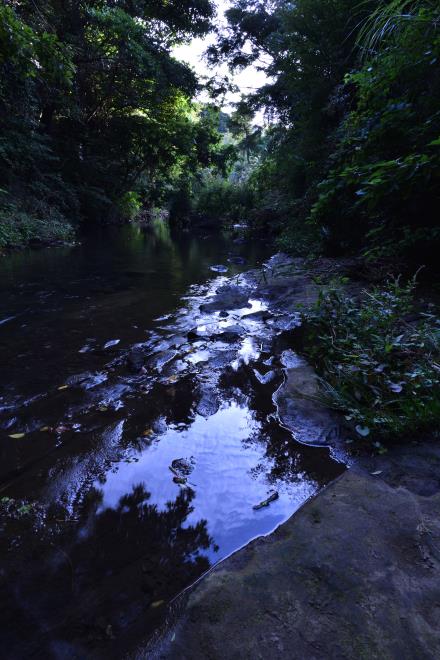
[302,276,440,440]
[312,3,440,263]
[117,191,141,221]
[0,204,74,248]
[192,177,255,224]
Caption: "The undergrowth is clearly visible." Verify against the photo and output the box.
[302,275,440,441]
[0,204,74,249]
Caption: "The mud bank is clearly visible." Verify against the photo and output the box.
[147,442,440,659]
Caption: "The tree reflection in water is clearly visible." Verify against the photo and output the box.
[2,484,214,657]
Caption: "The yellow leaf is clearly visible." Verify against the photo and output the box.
[143,428,154,437]
[40,426,50,432]
[9,433,25,439]
[150,600,165,609]
[58,385,69,391]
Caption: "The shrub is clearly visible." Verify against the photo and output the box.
[192,177,255,224]
[0,203,74,248]
[302,276,440,440]
[117,191,142,221]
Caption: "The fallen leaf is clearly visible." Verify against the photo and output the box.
[8,433,25,439]
[371,470,382,476]
[143,428,154,437]
[57,385,69,391]
[40,426,51,432]
[150,600,165,609]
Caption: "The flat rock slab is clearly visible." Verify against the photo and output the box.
[149,449,440,660]
[275,353,344,448]
[200,285,252,313]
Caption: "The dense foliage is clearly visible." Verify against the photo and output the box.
[211,0,440,270]
[302,277,440,440]
[0,0,219,246]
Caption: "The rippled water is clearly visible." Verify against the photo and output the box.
[0,223,343,658]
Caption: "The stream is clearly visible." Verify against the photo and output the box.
[0,222,344,658]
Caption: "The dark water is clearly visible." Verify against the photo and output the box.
[0,223,343,658]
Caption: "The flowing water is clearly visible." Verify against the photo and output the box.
[0,222,344,658]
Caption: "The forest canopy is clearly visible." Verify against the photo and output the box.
[0,0,220,245]
[205,0,440,270]
[1,0,439,269]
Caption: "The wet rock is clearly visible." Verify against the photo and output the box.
[87,383,131,409]
[150,454,440,660]
[185,348,211,366]
[216,325,245,343]
[66,371,108,390]
[280,349,304,369]
[242,310,272,322]
[253,369,277,385]
[206,350,237,369]
[200,285,251,313]
[187,328,212,342]
[169,457,195,480]
[219,311,229,318]
[275,353,343,447]
[127,346,146,372]
[270,314,301,332]
[264,252,295,271]
[146,350,178,372]
[173,476,187,485]
[195,390,220,418]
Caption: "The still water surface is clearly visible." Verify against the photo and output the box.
[0,223,343,658]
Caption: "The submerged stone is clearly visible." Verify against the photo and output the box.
[200,285,251,313]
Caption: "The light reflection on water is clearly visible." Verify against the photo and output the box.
[96,401,317,562]
[0,224,344,657]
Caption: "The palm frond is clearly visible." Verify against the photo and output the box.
[356,0,438,60]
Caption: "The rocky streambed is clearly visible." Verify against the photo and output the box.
[143,256,440,660]
[3,242,437,659]
[0,245,347,658]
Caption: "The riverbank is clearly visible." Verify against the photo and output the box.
[1,238,438,657]
[0,210,75,252]
[1,231,341,658]
[148,441,440,659]
[141,254,440,659]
